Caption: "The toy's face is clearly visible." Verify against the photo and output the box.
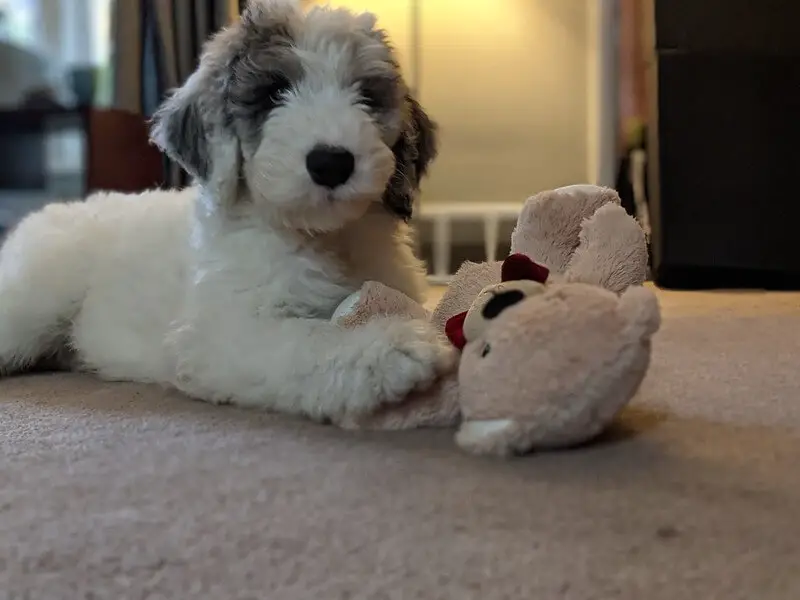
[462,280,546,343]
[443,253,551,351]
[457,284,653,421]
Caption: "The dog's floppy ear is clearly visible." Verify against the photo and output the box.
[150,72,213,182]
[150,52,242,202]
[383,94,439,220]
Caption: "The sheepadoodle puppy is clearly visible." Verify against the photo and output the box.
[0,0,455,424]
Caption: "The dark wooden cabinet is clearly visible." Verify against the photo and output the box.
[0,107,165,235]
[0,107,164,197]
[644,0,800,288]
[84,109,165,194]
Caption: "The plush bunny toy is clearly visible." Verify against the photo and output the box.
[331,185,660,457]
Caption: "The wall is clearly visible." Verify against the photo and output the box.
[417,0,590,206]
[308,0,592,207]
[303,0,415,74]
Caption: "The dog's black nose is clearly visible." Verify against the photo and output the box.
[306,146,355,189]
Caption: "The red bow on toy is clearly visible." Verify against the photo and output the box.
[444,254,549,350]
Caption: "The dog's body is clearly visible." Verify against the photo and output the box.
[0,0,454,423]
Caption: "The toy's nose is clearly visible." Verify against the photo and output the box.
[306,145,355,189]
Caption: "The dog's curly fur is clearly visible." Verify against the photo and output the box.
[0,0,455,423]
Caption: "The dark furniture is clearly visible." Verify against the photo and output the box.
[644,0,800,289]
[0,107,164,197]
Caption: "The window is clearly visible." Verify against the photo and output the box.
[0,0,36,47]
[0,0,114,106]
[0,0,115,212]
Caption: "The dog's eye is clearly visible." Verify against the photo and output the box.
[265,74,292,102]
[227,67,295,123]
[480,343,491,358]
[357,76,394,112]
[255,74,292,107]
[359,88,381,110]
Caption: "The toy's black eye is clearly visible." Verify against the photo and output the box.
[480,343,491,358]
[482,290,526,320]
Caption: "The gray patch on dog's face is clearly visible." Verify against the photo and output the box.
[150,1,303,182]
[224,6,302,147]
[150,0,437,225]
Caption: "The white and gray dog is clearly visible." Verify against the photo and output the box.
[0,0,455,423]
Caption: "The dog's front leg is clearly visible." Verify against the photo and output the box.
[168,314,456,423]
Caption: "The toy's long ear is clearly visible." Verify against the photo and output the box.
[564,203,648,293]
[382,94,439,220]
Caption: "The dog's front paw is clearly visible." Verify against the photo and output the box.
[350,319,456,414]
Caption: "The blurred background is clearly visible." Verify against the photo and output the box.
[0,0,795,287]
[0,0,641,267]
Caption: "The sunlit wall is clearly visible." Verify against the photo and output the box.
[307,0,593,206]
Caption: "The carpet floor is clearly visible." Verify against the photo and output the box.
[1,288,799,599]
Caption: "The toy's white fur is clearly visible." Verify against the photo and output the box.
[0,0,453,423]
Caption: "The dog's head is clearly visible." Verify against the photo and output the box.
[150,0,437,232]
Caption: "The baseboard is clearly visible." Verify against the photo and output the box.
[654,265,800,291]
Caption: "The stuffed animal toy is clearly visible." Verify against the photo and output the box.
[331,184,660,457]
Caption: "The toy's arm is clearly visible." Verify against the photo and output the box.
[332,281,460,430]
[332,281,429,327]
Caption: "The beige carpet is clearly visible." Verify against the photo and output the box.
[2,288,800,599]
